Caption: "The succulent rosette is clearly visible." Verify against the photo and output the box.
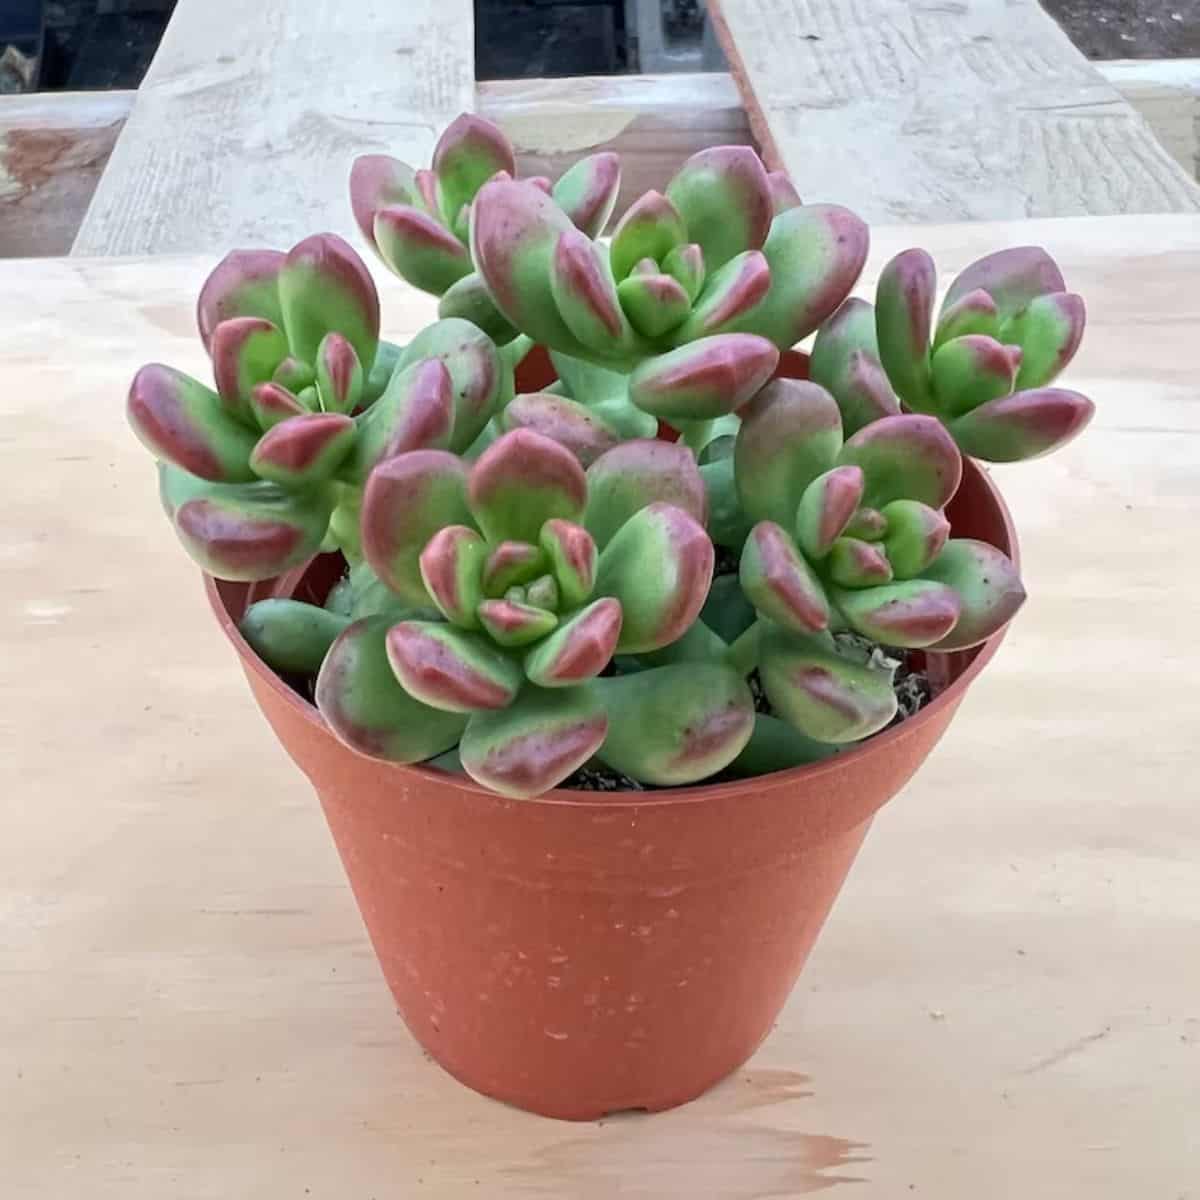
[350,113,621,344]
[311,429,754,797]
[703,378,1026,744]
[467,146,868,387]
[127,232,508,580]
[811,246,1094,462]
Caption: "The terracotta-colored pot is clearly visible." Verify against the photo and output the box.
[205,361,1017,1120]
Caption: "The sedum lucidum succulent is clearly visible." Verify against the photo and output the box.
[127,111,1091,799]
[312,429,758,797]
[809,245,1094,462]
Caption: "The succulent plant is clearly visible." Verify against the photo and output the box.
[811,246,1094,461]
[128,112,1086,800]
[350,114,621,345]
[310,428,759,797]
[706,377,1026,744]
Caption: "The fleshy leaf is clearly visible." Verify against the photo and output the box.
[593,502,713,653]
[875,248,936,411]
[726,204,868,349]
[239,598,350,675]
[539,518,597,608]
[930,334,1017,418]
[437,272,518,343]
[277,234,380,371]
[128,364,258,482]
[315,332,363,415]
[459,684,608,798]
[727,714,837,775]
[525,574,559,610]
[827,537,893,588]
[249,413,356,486]
[734,379,842,527]
[838,413,962,510]
[844,506,887,541]
[1002,292,1086,390]
[595,663,754,785]
[468,428,587,543]
[477,598,558,646]
[879,499,950,579]
[628,333,778,421]
[373,205,473,295]
[924,538,1026,650]
[809,298,900,435]
[349,358,454,482]
[794,464,865,559]
[740,520,830,633]
[610,190,689,282]
[158,463,331,581]
[500,390,620,466]
[584,439,708,550]
[661,242,705,303]
[549,229,640,355]
[616,271,692,338]
[943,246,1066,322]
[767,170,802,214]
[250,381,307,431]
[419,525,487,628]
[471,178,584,353]
[524,598,621,686]
[671,250,771,342]
[210,317,288,423]
[315,617,467,761]
[196,249,285,350]
[933,287,999,348]
[396,318,503,452]
[432,113,516,230]
[272,355,316,393]
[482,541,545,596]
[552,151,621,238]
[349,154,421,249]
[948,388,1094,461]
[664,146,772,272]
[386,620,523,712]
[759,626,897,743]
[361,450,472,603]
[835,579,959,647]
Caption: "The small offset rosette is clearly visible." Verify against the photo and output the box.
[814,245,1094,462]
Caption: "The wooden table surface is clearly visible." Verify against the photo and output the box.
[2,215,1197,1197]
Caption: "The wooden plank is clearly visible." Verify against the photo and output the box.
[3,214,1198,1195]
[71,0,475,256]
[709,0,1200,220]
[0,90,132,257]
[1097,58,1200,180]
[479,72,752,218]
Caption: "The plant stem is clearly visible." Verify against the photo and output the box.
[725,622,761,676]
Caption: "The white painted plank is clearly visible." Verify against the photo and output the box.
[709,0,1200,221]
[1097,58,1200,180]
[72,0,474,256]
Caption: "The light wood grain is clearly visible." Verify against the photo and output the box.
[2,215,1198,1195]
[70,0,475,256]
[0,91,133,256]
[710,0,1200,220]
[1097,58,1200,180]
[480,72,752,221]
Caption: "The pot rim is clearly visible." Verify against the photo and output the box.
[204,459,1017,809]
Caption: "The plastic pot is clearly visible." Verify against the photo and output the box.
[205,436,1016,1120]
